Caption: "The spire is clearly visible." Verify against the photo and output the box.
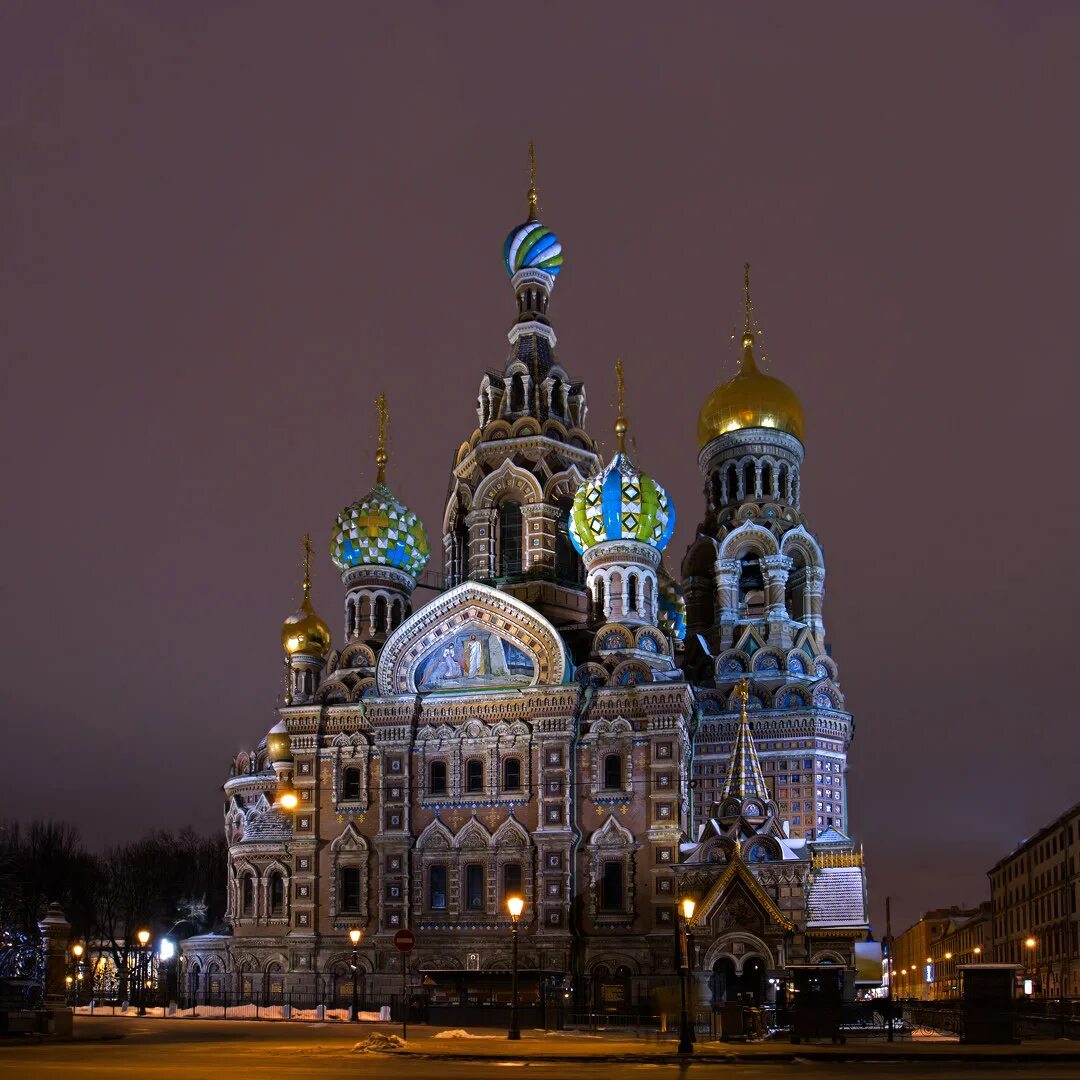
[526,139,539,222]
[375,391,389,484]
[614,358,628,453]
[301,532,314,599]
[737,262,762,375]
[720,677,770,802]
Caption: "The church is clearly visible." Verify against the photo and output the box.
[182,153,871,1015]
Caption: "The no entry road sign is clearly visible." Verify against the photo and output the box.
[394,929,415,953]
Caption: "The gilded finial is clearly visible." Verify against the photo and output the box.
[527,140,539,222]
[735,676,751,714]
[614,358,628,453]
[301,533,313,598]
[734,262,761,371]
[375,391,389,484]
[283,655,293,707]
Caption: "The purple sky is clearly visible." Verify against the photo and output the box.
[3,3,1078,934]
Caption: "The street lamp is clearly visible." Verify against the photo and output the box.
[136,930,150,1015]
[678,897,696,1055]
[349,929,363,1021]
[72,944,85,1006]
[1025,936,1037,996]
[507,895,524,1041]
[277,784,299,811]
[973,946,982,957]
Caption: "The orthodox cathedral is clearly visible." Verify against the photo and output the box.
[183,154,870,1012]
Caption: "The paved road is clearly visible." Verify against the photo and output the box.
[1,1018,1078,1079]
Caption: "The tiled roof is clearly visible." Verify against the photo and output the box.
[807,866,867,928]
[243,811,291,841]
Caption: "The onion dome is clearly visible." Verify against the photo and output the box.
[569,360,676,553]
[503,141,563,278]
[657,565,687,641]
[697,264,804,448]
[266,720,292,764]
[330,392,430,579]
[281,535,331,657]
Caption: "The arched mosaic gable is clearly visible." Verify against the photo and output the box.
[377,581,568,694]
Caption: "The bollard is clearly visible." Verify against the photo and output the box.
[37,903,74,1038]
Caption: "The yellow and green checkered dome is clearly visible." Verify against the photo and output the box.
[330,483,430,579]
[569,453,676,554]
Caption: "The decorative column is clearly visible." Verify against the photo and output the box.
[762,554,794,648]
[803,567,826,637]
[38,903,73,1037]
[466,508,495,579]
[715,559,740,634]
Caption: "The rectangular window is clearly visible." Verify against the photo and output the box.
[465,864,484,910]
[429,865,447,910]
[340,867,362,913]
[503,862,523,899]
[600,861,624,911]
[465,759,484,793]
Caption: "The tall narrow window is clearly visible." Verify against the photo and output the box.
[375,595,388,634]
[498,501,523,577]
[429,866,447,910]
[340,867,362,913]
[269,873,285,915]
[603,753,622,791]
[503,862,523,899]
[600,862,624,911]
[743,462,756,499]
[241,874,254,916]
[465,864,484,910]
[465,759,484,793]
[554,498,584,584]
[342,767,362,801]
[429,760,448,795]
[503,758,522,792]
[628,575,638,613]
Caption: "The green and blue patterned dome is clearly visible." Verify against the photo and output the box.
[658,566,687,641]
[569,452,676,554]
[504,220,563,278]
[331,483,430,579]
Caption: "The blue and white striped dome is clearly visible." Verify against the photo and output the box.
[503,220,563,278]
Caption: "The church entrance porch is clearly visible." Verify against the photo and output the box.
[711,956,767,1006]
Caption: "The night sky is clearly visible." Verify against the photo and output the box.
[3,3,1078,935]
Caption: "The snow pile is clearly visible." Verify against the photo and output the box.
[433,1029,495,1039]
[352,1032,407,1053]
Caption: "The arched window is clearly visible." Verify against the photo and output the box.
[554,498,584,585]
[358,595,371,635]
[503,758,522,792]
[503,862,523,899]
[342,767,362,801]
[778,463,789,501]
[725,463,739,503]
[600,861,624,911]
[465,759,484,793]
[498,502,523,577]
[429,865,447,910]
[603,753,622,791]
[627,574,638,613]
[743,461,756,499]
[738,554,765,617]
[762,462,774,499]
[464,864,484,910]
[346,599,356,639]
[340,867,362,913]
[429,760,448,795]
[594,578,606,621]
[241,874,254,916]
[453,521,469,584]
[269,873,285,916]
[375,595,388,634]
[510,373,525,412]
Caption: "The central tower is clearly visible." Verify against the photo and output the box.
[443,145,600,627]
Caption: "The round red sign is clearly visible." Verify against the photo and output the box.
[394,928,415,953]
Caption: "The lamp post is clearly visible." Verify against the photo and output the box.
[507,895,524,1041]
[678,897,696,1055]
[349,928,363,1021]
[136,930,150,1015]
[71,944,84,1006]
[1024,936,1037,997]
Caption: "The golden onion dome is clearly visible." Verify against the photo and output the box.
[266,720,292,764]
[280,534,331,657]
[697,334,804,447]
[697,264,805,448]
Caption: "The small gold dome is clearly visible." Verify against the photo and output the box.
[266,721,292,763]
[281,590,331,657]
[697,333,804,448]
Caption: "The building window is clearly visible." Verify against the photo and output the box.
[342,767,362,801]
[465,759,484,793]
[503,758,522,792]
[628,574,638,612]
[554,498,584,584]
[241,874,254,916]
[603,753,622,791]
[269,873,285,916]
[600,862,624,911]
[429,866,447,910]
[429,760,448,795]
[497,501,523,577]
[340,867,362,913]
[503,862,523,899]
[465,864,484,910]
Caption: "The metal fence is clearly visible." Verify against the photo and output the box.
[79,992,395,1023]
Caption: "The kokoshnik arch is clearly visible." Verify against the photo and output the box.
[182,150,870,1012]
